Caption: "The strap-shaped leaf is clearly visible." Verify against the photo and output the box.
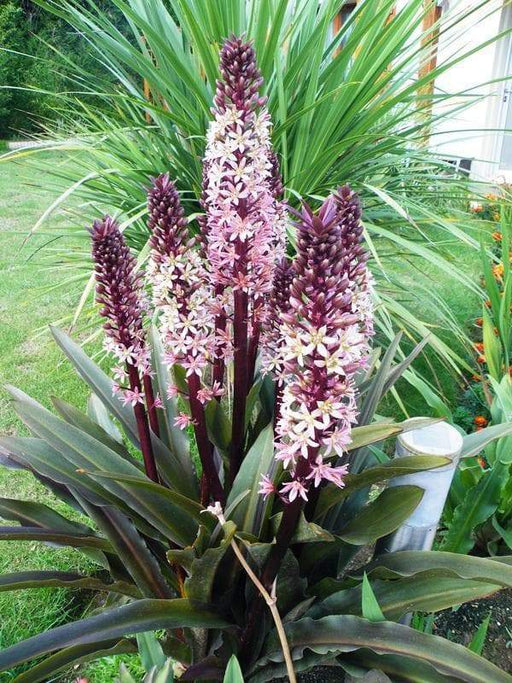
[0,526,111,551]
[0,571,139,598]
[336,486,423,544]
[461,422,512,459]
[87,392,124,443]
[223,655,245,683]
[440,462,506,554]
[228,424,275,535]
[7,394,198,545]
[185,521,237,603]
[52,396,140,467]
[0,599,229,672]
[0,497,92,534]
[87,471,207,544]
[0,436,111,507]
[311,573,500,621]
[360,550,512,588]
[315,455,448,519]
[255,615,512,683]
[76,498,173,599]
[50,327,198,498]
[205,399,232,453]
[14,638,137,683]
[149,326,189,462]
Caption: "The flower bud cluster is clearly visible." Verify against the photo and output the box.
[203,36,284,352]
[261,187,373,503]
[147,174,216,379]
[91,216,150,401]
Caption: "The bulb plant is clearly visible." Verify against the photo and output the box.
[1,37,512,683]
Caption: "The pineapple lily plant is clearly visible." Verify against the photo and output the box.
[2,38,512,683]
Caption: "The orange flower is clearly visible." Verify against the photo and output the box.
[477,455,486,468]
[475,317,483,327]
[474,342,484,352]
[474,415,488,427]
[485,299,492,308]
[493,263,504,279]
[471,203,484,213]
[486,193,498,201]
[492,231,502,241]
[477,354,486,364]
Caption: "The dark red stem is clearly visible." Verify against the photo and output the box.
[143,374,160,437]
[187,373,225,504]
[212,284,227,393]
[127,363,159,483]
[229,285,249,485]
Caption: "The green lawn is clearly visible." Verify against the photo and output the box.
[0,153,141,681]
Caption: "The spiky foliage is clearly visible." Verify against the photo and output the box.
[4,0,504,392]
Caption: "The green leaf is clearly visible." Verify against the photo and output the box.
[482,307,502,381]
[6,390,198,544]
[227,424,275,535]
[205,399,232,453]
[361,550,512,588]
[85,470,205,546]
[312,573,500,622]
[0,599,228,672]
[185,521,237,603]
[361,573,385,622]
[136,631,167,673]
[49,327,197,498]
[149,326,189,463]
[0,571,139,598]
[469,613,491,656]
[0,526,111,551]
[255,615,512,683]
[223,655,245,683]
[440,463,506,554]
[87,392,124,444]
[337,486,424,545]
[271,512,334,544]
[315,455,448,518]
[0,497,92,534]
[13,639,137,683]
[492,515,512,551]
[52,396,139,467]
[76,497,173,599]
[461,422,512,459]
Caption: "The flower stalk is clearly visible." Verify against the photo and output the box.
[90,216,159,483]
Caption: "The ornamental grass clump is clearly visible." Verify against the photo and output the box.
[2,36,512,683]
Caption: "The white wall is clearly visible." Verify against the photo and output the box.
[430,0,505,179]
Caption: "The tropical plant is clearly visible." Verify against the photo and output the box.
[2,37,512,682]
[442,209,512,556]
[3,0,505,381]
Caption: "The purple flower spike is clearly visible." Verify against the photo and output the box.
[91,216,149,373]
[91,216,159,482]
[148,173,191,260]
[147,173,215,375]
[265,186,373,503]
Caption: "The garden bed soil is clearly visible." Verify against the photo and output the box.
[433,587,512,673]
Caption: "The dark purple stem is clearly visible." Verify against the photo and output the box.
[187,373,225,504]
[230,283,249,485]
[143,374,160,437]
[127,364,159,483]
